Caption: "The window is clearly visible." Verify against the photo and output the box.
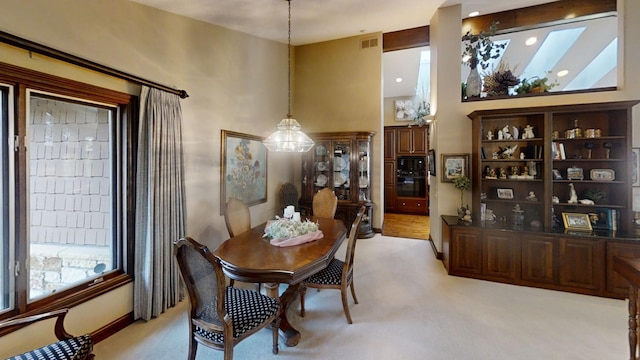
[0,63,135,319]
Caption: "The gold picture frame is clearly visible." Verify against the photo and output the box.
[562,212,592,231]
[441,153,469,183]
[220,130,268,214]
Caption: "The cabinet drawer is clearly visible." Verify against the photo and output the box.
[396,197,427,213]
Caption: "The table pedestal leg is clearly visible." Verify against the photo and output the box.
[265,282,301,347]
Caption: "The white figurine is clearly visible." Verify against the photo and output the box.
[523,124,535,139]
[498,130,504,140]
[502,124,512,139]
[568,183,578,204]
[487,130,494,140]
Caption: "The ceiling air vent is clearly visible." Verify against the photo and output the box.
[360,38,379,50]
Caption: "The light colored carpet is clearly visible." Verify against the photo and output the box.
[93,234,627,360]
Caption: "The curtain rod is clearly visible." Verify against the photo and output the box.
[0,30,189,99]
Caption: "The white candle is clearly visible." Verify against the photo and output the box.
[292,212,301,222]
[284,205,295,219]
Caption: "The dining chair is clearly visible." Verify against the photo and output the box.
[280,182,299,212]
[223,198,262,291]
[174,236,281,360]
[0,308,95,360]
[224,197,251,238]
[299,206,366,324]
[312,188,338,219]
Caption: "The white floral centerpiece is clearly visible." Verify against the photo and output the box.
[263,217,323,247]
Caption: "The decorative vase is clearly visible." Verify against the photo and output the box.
[466,66,481,98]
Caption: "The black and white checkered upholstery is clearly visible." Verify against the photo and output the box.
[195,286,279,344]
[303,257,349,286]
[7,334,93,360]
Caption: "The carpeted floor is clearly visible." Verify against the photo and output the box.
[382,213,430,239]
[92,234,626,360]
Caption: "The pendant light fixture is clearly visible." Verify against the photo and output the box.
[263,0,315,152]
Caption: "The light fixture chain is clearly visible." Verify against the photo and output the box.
[287,0,292,117]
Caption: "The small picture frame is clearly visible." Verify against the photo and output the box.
[566,166,584,180]
[428,149,436,177]
[552,169,563,180]
[497,188,514,199]
[562,212,592,231]
[632,148,639,187]
[441,153,469,183]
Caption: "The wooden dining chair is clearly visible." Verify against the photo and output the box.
[299,206,366,324]
[174,236,281,360]
[0,308,95,360]
[224,197,251,238]
[312,188,338,219]
[223,198,261,291]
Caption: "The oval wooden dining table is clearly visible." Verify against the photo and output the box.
[213,217,347,347]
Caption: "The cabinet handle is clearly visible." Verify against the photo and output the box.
[417,203,421,207]
[402,202,406,206]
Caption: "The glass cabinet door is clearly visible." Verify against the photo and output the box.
[357,140,370,202]
[333,140,351,201]
[312,140,332,194]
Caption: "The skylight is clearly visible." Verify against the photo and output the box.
[519,27,585,81]
[563,38,617,91]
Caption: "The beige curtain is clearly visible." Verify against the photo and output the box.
[134,86,186,321]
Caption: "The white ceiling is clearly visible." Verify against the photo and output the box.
[129,0,558,45]
[128,0,561,98]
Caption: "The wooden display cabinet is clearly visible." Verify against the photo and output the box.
[300,132,375,238]
[468,101,638,233]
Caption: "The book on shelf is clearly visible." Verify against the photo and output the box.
[559,143,566,160]
[594,208,618,230]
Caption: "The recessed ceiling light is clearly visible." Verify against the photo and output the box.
[468,11,480,17]
[557,69,569,77]
[525,37,537,46]
[395,77,403,83]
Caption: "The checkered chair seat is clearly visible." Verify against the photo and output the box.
[7,334,94,360]
[195,286,279,344]
[304,258,348,286]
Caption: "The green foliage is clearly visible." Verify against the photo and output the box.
[461,22,506,70]
[515,73,558,94]
[453,175,471,191]
[263,218,319,240]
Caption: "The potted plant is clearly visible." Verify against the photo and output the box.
[453,175,471,221]
[515,72,558,94]
[482,61,520,96]
[461,22,506,98]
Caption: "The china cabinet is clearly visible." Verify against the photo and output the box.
[440,100,640,300]
[300,132,375,238]
[468,101,638,233]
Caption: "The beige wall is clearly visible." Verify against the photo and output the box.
[293,34,384,228]
[0,0,293,355]
[428,0,640,251]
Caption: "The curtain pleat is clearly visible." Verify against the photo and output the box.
[134,86,186,321]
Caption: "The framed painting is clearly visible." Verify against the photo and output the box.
[428,149,436,177]
[441,153,469,183]
[632,148,639,187]
[220,130,267,214]
[394,98,415,121]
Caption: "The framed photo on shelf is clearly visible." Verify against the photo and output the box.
[562,212,592,231]
[428,149,436,177]
[632,148,639,187]
[497,188,514,199]
[566,166,584,180]
[552,169,563,180]
[220,130,268,214]
[441,153,469,183]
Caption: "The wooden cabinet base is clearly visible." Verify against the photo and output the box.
[442,215,638,300]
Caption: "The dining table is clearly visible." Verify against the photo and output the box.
[213,217,347,347]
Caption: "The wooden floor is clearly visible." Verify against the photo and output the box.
[381,213,430,240]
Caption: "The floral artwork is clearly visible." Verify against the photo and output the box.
[394,98,415,120]
[221,130,267,214]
